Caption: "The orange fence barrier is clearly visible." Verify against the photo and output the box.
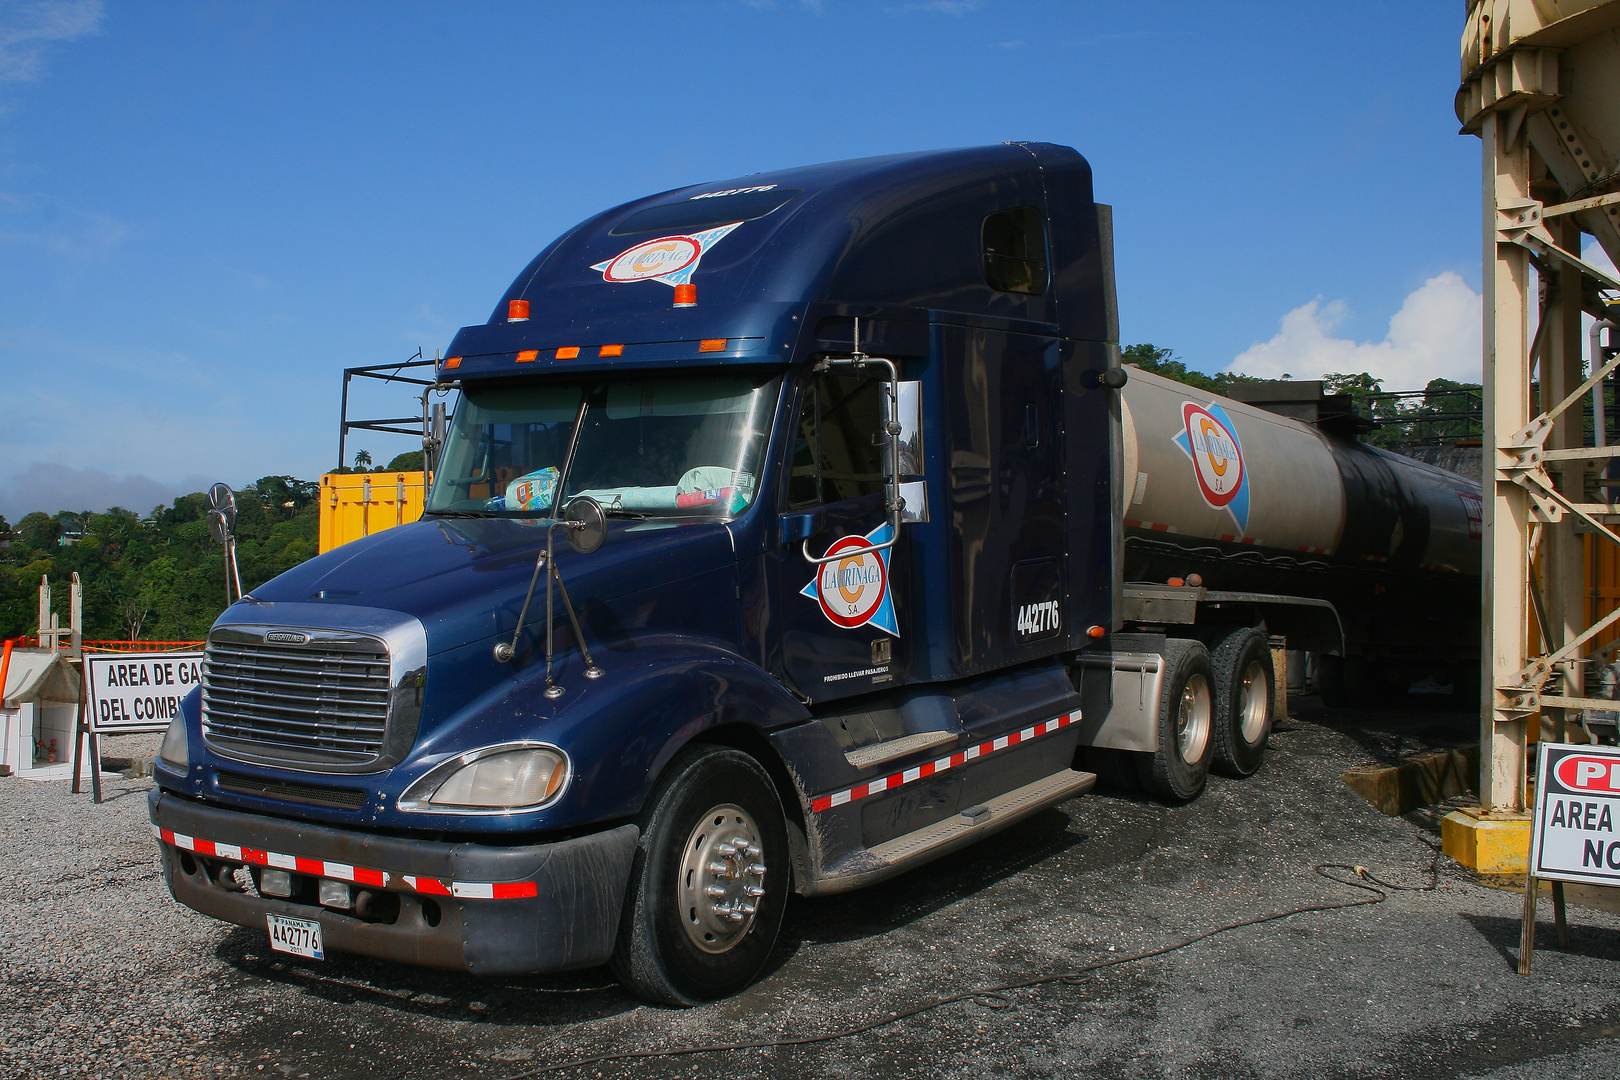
[17,639,204,653]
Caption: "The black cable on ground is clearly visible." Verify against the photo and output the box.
[504,851,1444,1079]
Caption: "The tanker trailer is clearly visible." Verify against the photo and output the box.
[1108,366,1482,708]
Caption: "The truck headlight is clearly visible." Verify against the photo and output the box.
[158,716,189,769]
[399,743,570,813]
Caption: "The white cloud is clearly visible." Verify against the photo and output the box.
[1228,272,1482,388]
[0,0,102,86]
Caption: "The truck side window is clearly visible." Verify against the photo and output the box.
[981,206,1048,295]
[787,374,886,507]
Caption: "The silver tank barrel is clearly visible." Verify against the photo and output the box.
[1117,367,1481,586]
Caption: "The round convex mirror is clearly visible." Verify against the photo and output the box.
[206,508,230,544]
[208,482,237,531]
[564,496,607,555]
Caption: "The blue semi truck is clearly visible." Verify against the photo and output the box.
[150,144,1481,1004]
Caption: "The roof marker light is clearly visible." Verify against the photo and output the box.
[698,339,726,353]
[516,350,539,363]
[507,299,530,322]
[673,284,696,308]
[555,347,580,360]
[443,356,463,370]
[599,344,624,358]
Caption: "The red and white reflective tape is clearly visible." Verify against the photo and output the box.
[1124,518,1177,533]
[153,826,538,899]
[1218,534,1259,545]
[1295,545,1331,555]
[809,712,1077,814]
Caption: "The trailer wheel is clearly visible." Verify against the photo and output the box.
[610,746,788,1006]
[1210,628,1273,778]
[1136,638,1215,801]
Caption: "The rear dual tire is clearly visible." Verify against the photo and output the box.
[1136,638,1216,801]
[1209,628,1274,778]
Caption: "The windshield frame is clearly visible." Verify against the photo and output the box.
[423,368,785,524]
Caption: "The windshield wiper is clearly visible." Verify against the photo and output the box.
[600,508,650,519]
[422,510,490,518]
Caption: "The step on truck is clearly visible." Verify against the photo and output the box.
[150,143,1482,1004]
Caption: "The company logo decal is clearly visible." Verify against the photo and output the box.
[264,631,310,645]
[590,222,743,287]
[1173,401,1249,533]
[800,522,898,637]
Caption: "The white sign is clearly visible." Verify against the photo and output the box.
[1529,742,1620,887]
[85,652,204,733]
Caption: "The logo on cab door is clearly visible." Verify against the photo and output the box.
[591,221,744,287]
[800,522,899,637]
[1173,401,1250,533]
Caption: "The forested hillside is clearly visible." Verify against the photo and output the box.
[0,476,320,642]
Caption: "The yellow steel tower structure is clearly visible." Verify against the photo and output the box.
[1449,1,1620,870]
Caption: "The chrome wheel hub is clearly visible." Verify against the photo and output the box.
[1239,659,1270,742]
[678,803,766,954]
[1177,672,1212,764]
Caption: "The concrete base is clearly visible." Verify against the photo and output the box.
[1342,746,1478,816]
[1441,807,1532,874]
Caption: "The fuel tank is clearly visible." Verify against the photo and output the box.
[1116,367,1481,621]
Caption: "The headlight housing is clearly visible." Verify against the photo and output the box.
[158,716,189,769]
[398,743,570,814]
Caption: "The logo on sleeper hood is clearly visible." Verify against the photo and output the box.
[1173,401,1250,533]
[591,222,744,287]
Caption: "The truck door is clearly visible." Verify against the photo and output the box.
[772,371,907,702]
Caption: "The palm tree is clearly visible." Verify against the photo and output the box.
[354,449,373,470]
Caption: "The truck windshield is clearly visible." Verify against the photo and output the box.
[426,372,782,521]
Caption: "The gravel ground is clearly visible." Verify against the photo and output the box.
[3,699,1618,1080]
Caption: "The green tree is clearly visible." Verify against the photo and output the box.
[354,449,373,469]
[1120,344,1261,397]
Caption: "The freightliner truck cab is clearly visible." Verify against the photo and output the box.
[149,143,1260,1003]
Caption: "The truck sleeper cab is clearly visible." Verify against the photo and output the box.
[150,143,1481,1004]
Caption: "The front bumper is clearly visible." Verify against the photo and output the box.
[148,790,639,975]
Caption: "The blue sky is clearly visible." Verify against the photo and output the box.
[0,1,1497,519]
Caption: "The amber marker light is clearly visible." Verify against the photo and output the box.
[672,283,696,307]
[515,350,539,363]
[507,299,530,322]
[555,347,580,360]
[442,356,463,370]
[698,338,726,353]
[598,344,624,358]
[1088,625,1106,638]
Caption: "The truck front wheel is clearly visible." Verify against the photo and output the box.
[611,745,789,1005]
[1136,638,1215,801]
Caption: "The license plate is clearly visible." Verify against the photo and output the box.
[266,913,324,960]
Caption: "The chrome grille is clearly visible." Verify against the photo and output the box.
[202,636,392,765]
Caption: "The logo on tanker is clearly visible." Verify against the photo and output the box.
[590,222,743,287]
[1172,401,1250,533]
[800,522,899,637]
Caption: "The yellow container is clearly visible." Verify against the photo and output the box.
[319,472,429,553]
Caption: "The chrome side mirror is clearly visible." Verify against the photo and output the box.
[886,381,923,479]
[564,496,607,555]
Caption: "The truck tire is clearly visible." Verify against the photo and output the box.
[610,745,789,1006]
[1135,638,1215,801]
[1209,628,1273,778]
